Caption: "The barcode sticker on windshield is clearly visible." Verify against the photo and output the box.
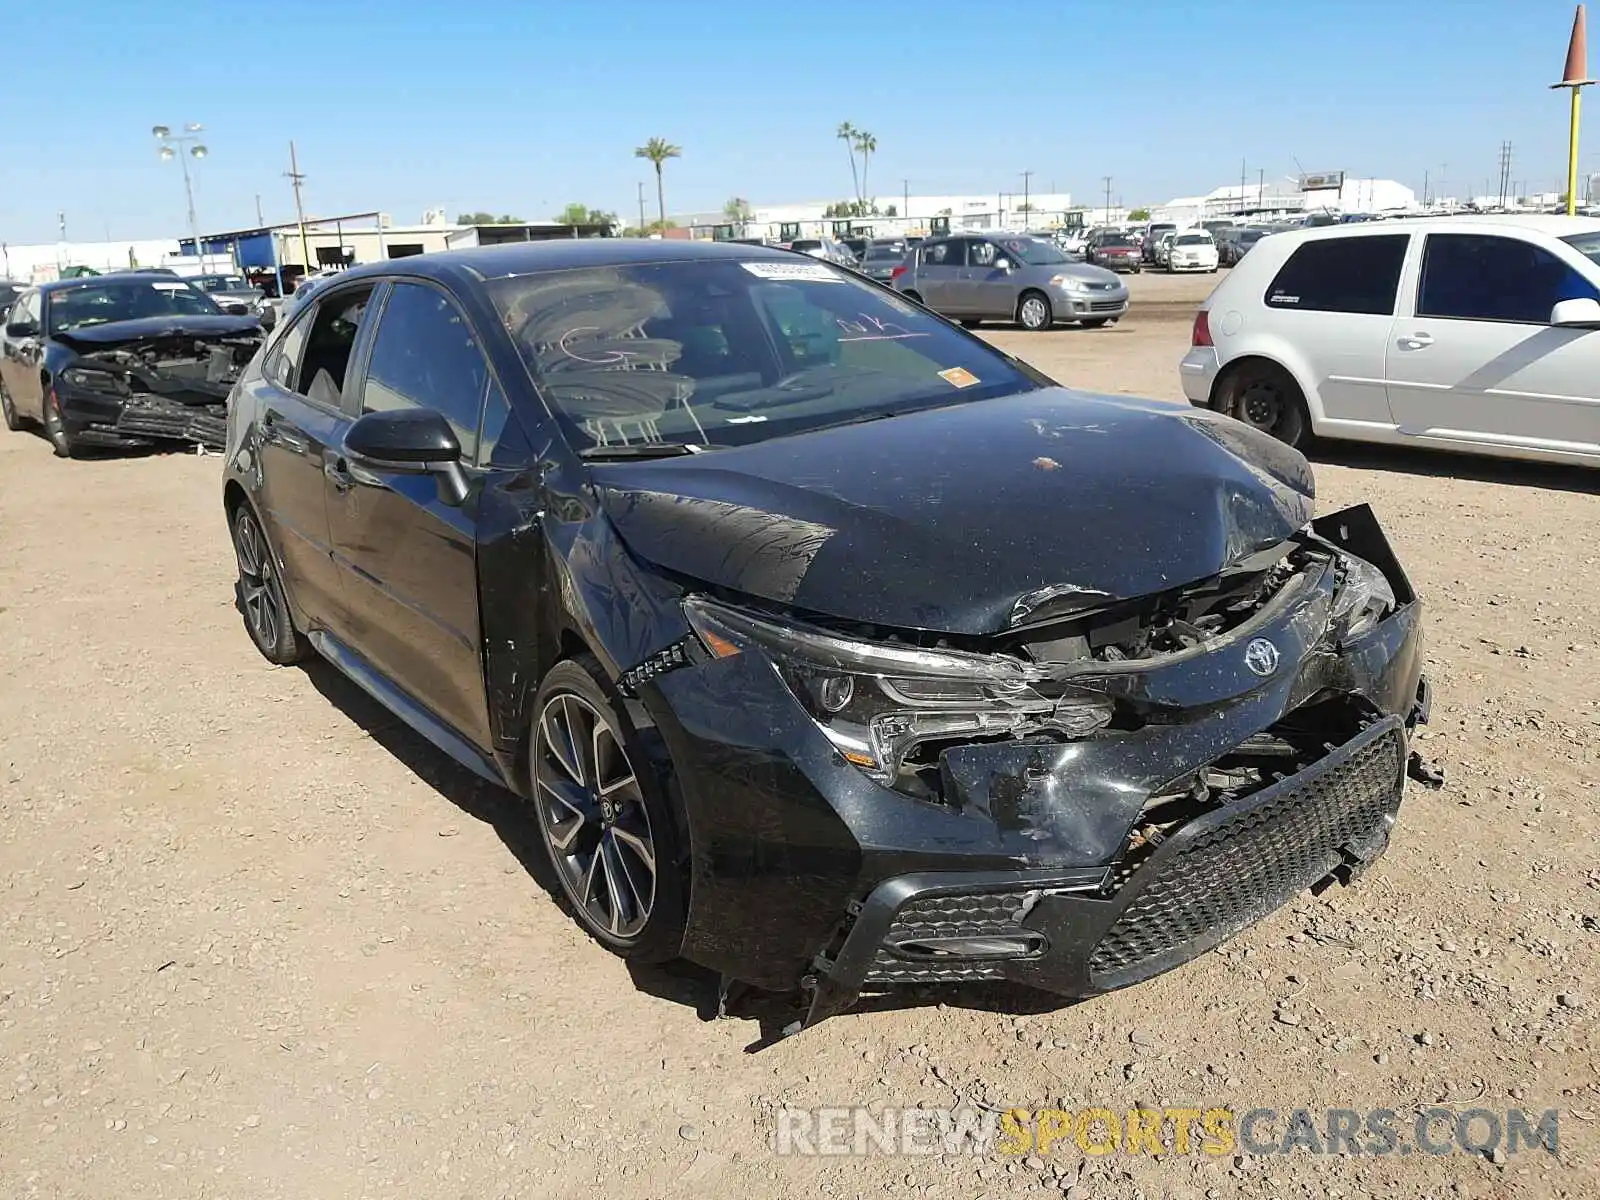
[741,261,844,282]
[939,367,980,389]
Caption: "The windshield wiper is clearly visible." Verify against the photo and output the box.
[579,442,705,461]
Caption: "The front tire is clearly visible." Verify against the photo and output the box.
[1222,361,1311,449]
[1016,290,1054,331]
[231,504,308,665]
[531,656,687,963]
[0,378,22,432]
[41,386,78,457]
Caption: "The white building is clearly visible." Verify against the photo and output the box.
[1152,178,1418,227]
[678,192,1079,239]
[0,238,227,283]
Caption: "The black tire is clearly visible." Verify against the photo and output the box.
[1223,361,1311,449]
[1081,318,1111,329]
[230,503,308,665]
[41,384,78,458]
[0,377,22,432]
[531,655,688,963]
[959,318,983,329]
[1015,290,1054,332]
[902,290,924,305]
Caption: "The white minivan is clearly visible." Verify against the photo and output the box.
[1179,215,1600,467]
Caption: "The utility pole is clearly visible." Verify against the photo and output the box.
[1240,159,1247,213]
[1021,169,1033,218]
[1258,168,1265,209]
[637,182,646,233]
[1423,169,1430,207]
[1102,176,1113,223]
[903,178,909,220]
[285,141,310,274]
[255,194,264,226]
[1497,140,1514,207]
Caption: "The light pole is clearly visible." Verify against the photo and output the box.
[153,123,208,269]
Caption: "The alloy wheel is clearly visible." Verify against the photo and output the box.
[1019,295,1051,330]
[534,692,657,942]
[233,510,282,650]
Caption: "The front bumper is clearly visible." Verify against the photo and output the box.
[57,383,227,450]
[639,505,1426,1017]
[1169,257,1218,272]
[1054,291,1129,321]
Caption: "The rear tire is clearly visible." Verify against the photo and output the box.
[1016,290,1054,332]
[530,655,688,964]
[959,318,983,329]
[1222,361,1311,449]
[231,504,308,665]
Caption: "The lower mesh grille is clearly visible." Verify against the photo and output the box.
[1087,724,1404,984]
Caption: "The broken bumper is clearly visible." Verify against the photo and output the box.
[637,504,1427,1015]
[57,384,227,450]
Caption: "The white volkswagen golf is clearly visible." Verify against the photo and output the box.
[1179,215,1600,467]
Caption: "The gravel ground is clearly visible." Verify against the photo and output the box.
[1,270,1595,1199]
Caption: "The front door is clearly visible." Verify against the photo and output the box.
[248,283,378,630]
[962,239,1015,317]
[326,280,492,748]
[1385,231,1600,454]
[915,238,967,313]
[2,292,45,420]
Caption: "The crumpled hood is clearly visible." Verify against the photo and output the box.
[589,387,1315,636]
[52,313,261,351]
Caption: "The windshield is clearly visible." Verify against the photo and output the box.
[1239,231,1267,244]
[46,279,220,333]
[1175,234,1212,246]
[195,274,249,291]
[1561,231,1600,266]
[487,258,1043,452]
[994,237,1069,265]
[1099,235,1133,247]
[789,240,823,251]
[863,246,905,262]
[1148,225,1175,235]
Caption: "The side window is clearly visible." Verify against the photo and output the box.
[13,292,41,330]
[1417,233,1599,325]
[477,376,532,469]
[1264,234,1408,316]
[360,282,488,460]
[922,240,951,267]
[293,285,376,408]
[969,240,998,268]
[263,309,312,391]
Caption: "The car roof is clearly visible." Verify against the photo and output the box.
[314,238,811,288]
[1277,213,1600,243]
[34,273,196,294]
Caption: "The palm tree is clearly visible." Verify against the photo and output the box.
[836,121,860,205]
[634,138,682,227]
[854,130,878,210]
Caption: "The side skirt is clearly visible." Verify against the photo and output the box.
[308,629,508,789]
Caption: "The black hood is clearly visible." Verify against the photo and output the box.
[53,313,261,350]
[589,388,1315,636]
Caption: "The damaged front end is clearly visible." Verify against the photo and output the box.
[633,504,1427,1031]
[58,330,262,450]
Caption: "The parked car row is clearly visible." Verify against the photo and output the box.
[213,235,1428,1032]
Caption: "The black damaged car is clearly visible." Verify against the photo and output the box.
[222,240,1429,1031]
[0,274,263,456]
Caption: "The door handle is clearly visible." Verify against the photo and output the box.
[325,455,354,492]
[1399,332,1434,348]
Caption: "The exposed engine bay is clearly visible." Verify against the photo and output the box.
[71,331,262,449]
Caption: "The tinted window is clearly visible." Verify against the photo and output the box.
[477,376,532,469]
[1417,233,1599,324]
[1264,234,1408,316]
[361,282,488,458]
[1561,230,1600,266]
[921,239,964,267]
[487,258,1040,451]
[862,246,904,263]
[264,309,311,391]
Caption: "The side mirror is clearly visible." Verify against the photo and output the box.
[6,320,38,339]
[344,408,470,505]
[1550,297,1600,328]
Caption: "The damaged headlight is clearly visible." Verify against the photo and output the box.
[1329,551,1396,642]
[60,367,129,396]
[683,595,1113,789]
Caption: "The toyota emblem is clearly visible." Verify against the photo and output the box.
[1244,638,1280,677]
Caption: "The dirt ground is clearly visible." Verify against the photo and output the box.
[1,270,1595,1200]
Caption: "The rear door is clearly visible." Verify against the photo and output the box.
[246,282,379,631]
[1258,233,1409,430]
[915,238,966,313]
[325,279,494,747]
[1383,231,1600,454]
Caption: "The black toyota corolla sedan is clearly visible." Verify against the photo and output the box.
[222,240,1429,1030]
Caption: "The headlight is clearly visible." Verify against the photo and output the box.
[1329,551,1396,642]
[60,367,129,396]
[683,596,1113,791]
[1049,275,1090,293]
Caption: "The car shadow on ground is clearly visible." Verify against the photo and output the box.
[296,657,1085,1048]
[1310,440,1600,494]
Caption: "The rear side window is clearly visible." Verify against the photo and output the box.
[921,240,964,267]
[1417,233,1599,325]
[1264,234,1408,316]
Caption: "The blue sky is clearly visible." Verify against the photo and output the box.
[0,0,1592,243]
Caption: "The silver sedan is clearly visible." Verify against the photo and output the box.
[893,234,1129,330]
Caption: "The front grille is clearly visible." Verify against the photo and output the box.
[1087,724,1404,985]
[1090,300,1124,312]
[864,891,1034,984]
